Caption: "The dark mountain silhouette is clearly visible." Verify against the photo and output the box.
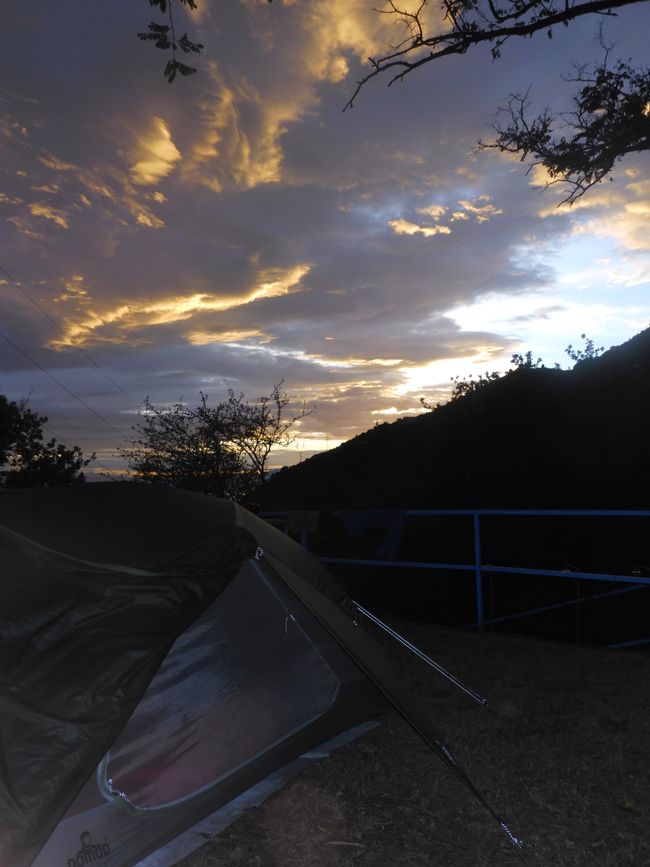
[260,327,650,510]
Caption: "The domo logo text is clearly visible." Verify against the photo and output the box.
[66,830,111,866]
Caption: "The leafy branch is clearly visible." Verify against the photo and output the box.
[138,0,204,83]
[345,0,647,108]
[344,0,649,203]
[480,57,650,203]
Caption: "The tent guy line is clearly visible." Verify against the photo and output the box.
[353,600,489,706]
[0,484,524,865]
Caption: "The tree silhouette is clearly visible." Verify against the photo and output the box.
[138,0,204,83]
[345,0,649,203]
[420,334,606,410]
[138,0,273,82]
[565,333,605,362]
[137,1,647,200]
[482,56,650,203]
[121,382,313,500]
[0,396,93,488]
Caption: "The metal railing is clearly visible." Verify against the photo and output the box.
[261,508,650,649]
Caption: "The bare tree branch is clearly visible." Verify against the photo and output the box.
[345,0,647,109]
[479,59,650,203]
[345,0,649,203]
[120,383,314,499]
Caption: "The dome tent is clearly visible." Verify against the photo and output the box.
[0,484,514,866]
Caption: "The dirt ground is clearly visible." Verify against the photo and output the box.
[177,623,650,867]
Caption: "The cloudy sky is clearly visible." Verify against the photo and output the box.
[1,0,649,476]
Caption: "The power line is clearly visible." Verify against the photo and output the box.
[0,328,129,441]
[0,262,141,409]
[42,426,79,450]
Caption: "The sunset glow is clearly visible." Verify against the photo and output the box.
[1,2,649,477]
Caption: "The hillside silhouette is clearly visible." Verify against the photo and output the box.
[260,327,650,510]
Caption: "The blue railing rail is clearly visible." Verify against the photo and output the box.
[260,508,650,649]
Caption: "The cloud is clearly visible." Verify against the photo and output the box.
[179,0,428,193]
[417,204,448,219]
[28,202,69,229]
[561,171,650,253]
[128,117,181,186]
[388,194,503,237]
[52,275,90,304]
[48,264,311,348]
[389,218,452,237]
[3,133,168,239]
[186,328,270,346]
[180,68,289,192]
[455,196,503,222]
[2,0,649,468]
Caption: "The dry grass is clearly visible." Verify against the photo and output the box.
[178,624,650,867]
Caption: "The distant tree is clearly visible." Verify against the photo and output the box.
[119,393,248,498]
[565,333,605,363]
[510,351,544,369]
[120,381,313,499]
[217,381,314,487]
[0,395,93,488]
[420,369,503,409]
[450,370,504,398]
[345,0,649,204]
[420,334,605,411]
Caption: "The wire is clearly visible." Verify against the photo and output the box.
[0,262,141,409]
[0,328,129,441]
[42,426,78,450]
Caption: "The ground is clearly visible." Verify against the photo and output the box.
[177,623,650,867]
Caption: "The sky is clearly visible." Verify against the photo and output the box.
[1,0,649,477]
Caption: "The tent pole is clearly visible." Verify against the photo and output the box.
[352,601,488,706]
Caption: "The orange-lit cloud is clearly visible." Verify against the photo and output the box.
[297,0,386,83]
[389,218,451,237]
[184,71,290,191]
[6,215,45,239]
[28,201,69,228]
[49,264,311,348]
[21,149,168,232]
[187,328,270,346]
[181,0,412,192]
[128,117,182,186]
[455,196,503,222]
[52,274,90,305]
[2,0,649,469]
[38,156,76,172]
[389,195,502,238]
[417,204,448,219]
[549,174,650,253]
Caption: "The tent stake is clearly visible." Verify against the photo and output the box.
[352,601,488,706]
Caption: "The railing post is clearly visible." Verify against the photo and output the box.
[473,512,484,629]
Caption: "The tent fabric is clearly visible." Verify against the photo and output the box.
[30,556,382,867]
[0,484,508,867]
[0,487,258,867]
[219,506,508,830]
[234,505,359,616]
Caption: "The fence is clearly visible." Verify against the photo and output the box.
[261,509,650,650]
